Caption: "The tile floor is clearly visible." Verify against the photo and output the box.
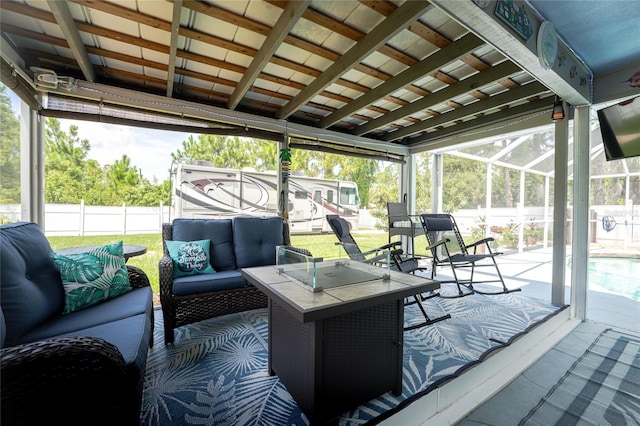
[455,248,640,425]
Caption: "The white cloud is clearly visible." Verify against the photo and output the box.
[59,119,193,181]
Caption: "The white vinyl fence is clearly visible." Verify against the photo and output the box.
[0,202,171,236]
[1,201,638,248]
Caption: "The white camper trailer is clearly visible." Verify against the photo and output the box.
[172,164,360,233]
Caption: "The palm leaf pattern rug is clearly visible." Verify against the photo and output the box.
[141,291,566,425]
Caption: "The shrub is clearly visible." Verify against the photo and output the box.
[500,221,520,249]
[524,218,543,246]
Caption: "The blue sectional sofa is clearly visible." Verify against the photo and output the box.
[159,216,309,344]
[0,222,154,426]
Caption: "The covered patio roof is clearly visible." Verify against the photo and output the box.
[1,0,638,158]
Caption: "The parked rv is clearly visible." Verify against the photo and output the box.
[172,164,360,233]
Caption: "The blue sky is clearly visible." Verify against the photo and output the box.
[8,88,195,182]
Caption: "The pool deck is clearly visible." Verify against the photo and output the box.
[438,246,639,332]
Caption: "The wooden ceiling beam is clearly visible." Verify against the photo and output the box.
[383,82,549,141]
[320,33,483,128]
[276,1,433,119]
[355,61,522,136]
[165,0,182,97]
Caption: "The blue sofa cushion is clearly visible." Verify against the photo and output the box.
[172,219,236,272]
[17,287,153,345]
[233,216,284,268]
[172,271,247,296]
[49,313,151,379]
[0,222,65,346]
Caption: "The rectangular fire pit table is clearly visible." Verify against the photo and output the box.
[241,257,440,424]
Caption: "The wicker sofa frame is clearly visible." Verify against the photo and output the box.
[159,217,309,344]
[159,230,268,344]
[1,265,154,426]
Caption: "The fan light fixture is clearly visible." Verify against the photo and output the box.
[551,95,565,121]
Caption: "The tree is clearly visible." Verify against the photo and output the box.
[0,85,21,203]
[45,118,108,204]
[44,118,169,206]
[368,165,400,229]
[415,155,432,212]
[105,155,142,192]
[442,155,486,212]
[171,135,264,169]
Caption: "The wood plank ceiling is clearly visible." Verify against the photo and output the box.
[0,0,554,154]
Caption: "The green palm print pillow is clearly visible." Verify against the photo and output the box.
[165,239,216,278]
[51,241,131,314]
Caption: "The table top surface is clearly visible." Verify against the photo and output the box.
[55,244,147,259]
[242,260,439,323]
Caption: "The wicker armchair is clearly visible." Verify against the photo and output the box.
[1,265,153,426]
[159,217,310,344]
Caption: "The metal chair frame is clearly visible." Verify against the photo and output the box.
[419,213,521,298]
[387,202,422,256]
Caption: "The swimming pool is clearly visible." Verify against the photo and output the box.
[589,257,640,302]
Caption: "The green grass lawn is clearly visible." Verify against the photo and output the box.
[47,231,422,295]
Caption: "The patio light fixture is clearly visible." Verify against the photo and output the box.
[551,95,565,121]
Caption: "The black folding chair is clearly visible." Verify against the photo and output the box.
[327,215,450,329]
[419,213,521,298]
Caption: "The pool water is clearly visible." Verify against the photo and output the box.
[589,257,640,302]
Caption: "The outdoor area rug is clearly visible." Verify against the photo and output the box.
[140,292,566,425]
[519,328,640,426]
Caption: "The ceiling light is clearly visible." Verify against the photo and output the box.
[551,95,565,121]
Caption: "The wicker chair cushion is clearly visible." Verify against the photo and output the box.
[165,239,216,278]
[50,241,132,314]
[0,222,65,346]
[232,216,284,268]
[172,219,236,271]
[172,270,247,296]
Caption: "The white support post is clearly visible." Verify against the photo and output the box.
[122,202,127,235]
[397,155,417,253]
[570,106,590,321]
[543,175,550,248]
[624,199,632,250]
[20,105,45,226]
[552,107,569,307]
[431,153,443,213]
[485,162,493,239]
[80,199,85,236]
[406,154,417,215]
[518,169,525,253]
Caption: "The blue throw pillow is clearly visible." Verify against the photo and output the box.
[51,241,131,314]
[166,239,216,278]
